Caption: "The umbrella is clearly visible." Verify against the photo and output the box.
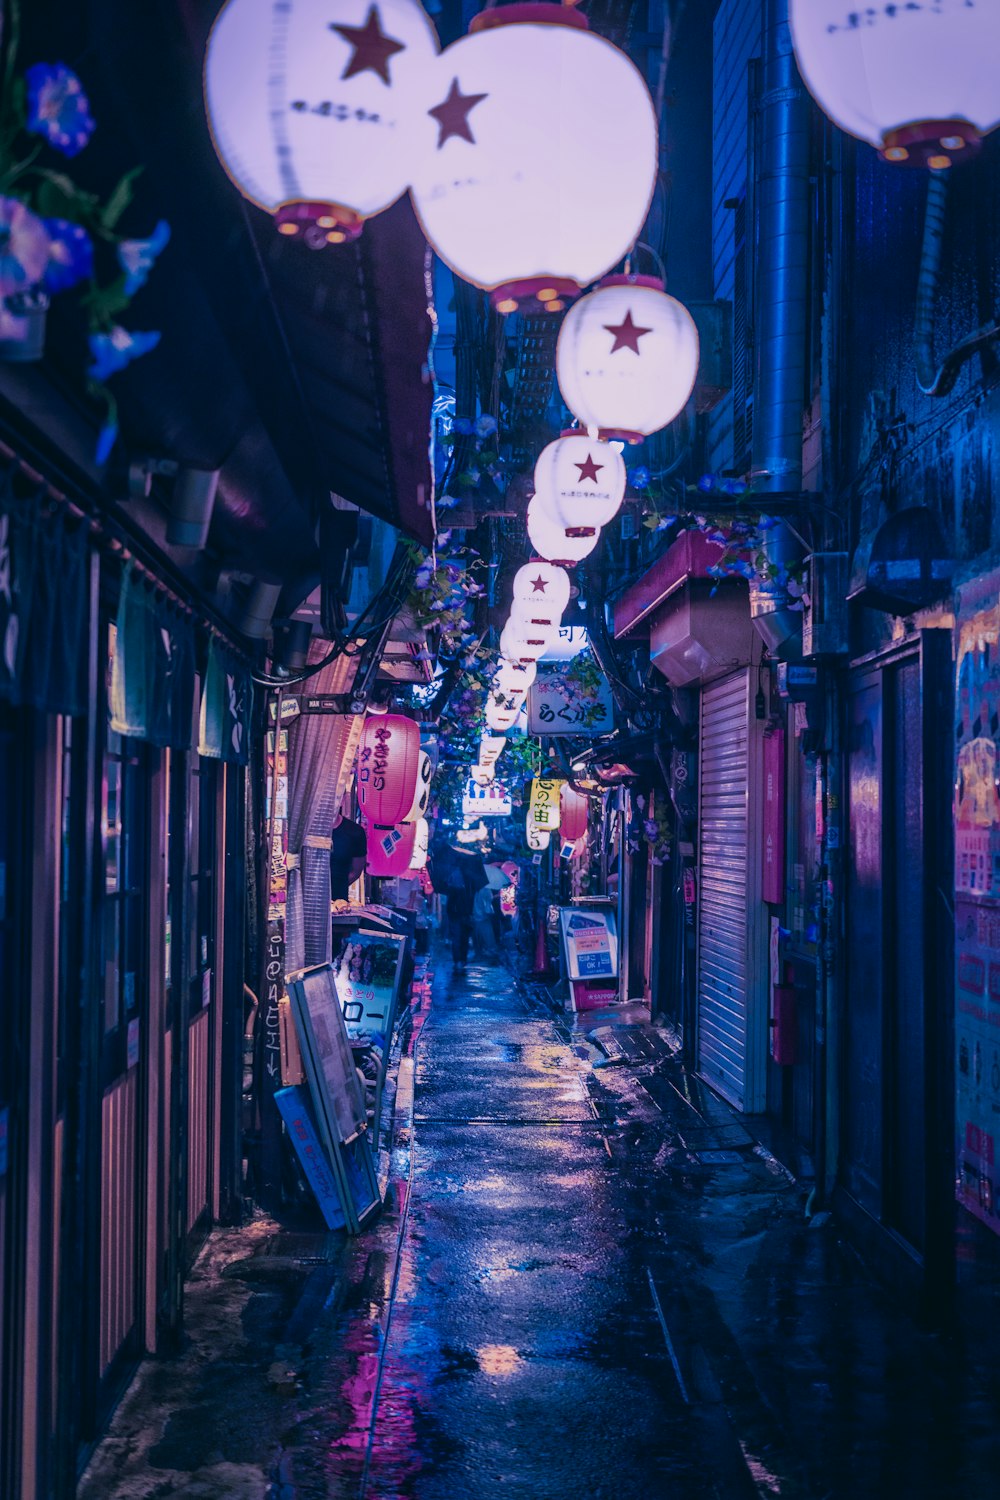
[484,862,513,890]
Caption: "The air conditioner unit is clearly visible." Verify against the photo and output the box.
[802,553,849,659]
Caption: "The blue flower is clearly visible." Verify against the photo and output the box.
[629,465,651,490]
[25,63,95,158]
[86,325,161,381]
[655,515,676,532]
[474,413,498,438]
[451,416,474,436]
[0,196,50,298]
[42,218,93,293]
[117,220,170,296]
[95,418,119,466]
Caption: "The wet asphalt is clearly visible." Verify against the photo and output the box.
[80,957,1000,1500]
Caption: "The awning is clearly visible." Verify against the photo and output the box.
[613,532,725,639]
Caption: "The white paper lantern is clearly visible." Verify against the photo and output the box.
[491,658,537,697]
[790,0,1000,167]
[402,749,432,822]
[205,0,440,243]
[526,495,601,567]
[556,275,699,442]
[408,4,657,310]
[408,816,430,870]
[533,433,626,534]
[485,695,520,732]
[499,617,559,665]
[526,816,550,852]
[470,763,495,786]
[479,734,506,767]
[510,561,572,624]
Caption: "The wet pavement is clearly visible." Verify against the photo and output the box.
[81,958,1000,1500]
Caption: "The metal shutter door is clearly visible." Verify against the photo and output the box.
[698,669,751,1108]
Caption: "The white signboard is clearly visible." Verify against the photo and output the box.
[462,778,512,818]
[560,908,619,981]
[528,666,615,736]
[540,626,589,662]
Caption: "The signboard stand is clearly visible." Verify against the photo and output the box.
[559,904,620,1012]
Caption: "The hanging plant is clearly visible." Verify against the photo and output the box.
[0,2,170,457]
[404,532,489,656]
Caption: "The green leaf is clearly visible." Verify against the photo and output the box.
[100,166,144,232]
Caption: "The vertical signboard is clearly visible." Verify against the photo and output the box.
[955,572,1000,1234]
[762,728,785,904]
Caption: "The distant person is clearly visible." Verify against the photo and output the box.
[444,841,488,971]
[330,792,367,903]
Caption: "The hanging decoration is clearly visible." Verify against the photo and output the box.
[556,275,699,442]
[364,816,418,876]
[205,0,441,243]
[491,659,537,696]
[499,616,559,664]
[403,748,433,821]
[408,3,657,311]
[479,734,506,768]
[526,495,601,566]
[357,712,421,825]
[409,816,430,871]
[526,816,551,852]
[559,783,589,843]
[484,694,521,732]
[528,776,564,832]
[533,433,627,533]
[789,0,1000,168]
[470,763,495,785]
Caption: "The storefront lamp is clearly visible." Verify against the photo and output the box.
[789,0,1000,168]
[556,275,699,442]
[491,659,537,697]
[205,0,440,243]
[408,816,430,870]
[402,749,432,821]
[533,433,626,533]
[559,784,588,843]
[408,3,657,311]
[484,696,521,732]
[499,617,559,665]
[526,495,601,567]
[357,712,421,826]
[526,817,550,852]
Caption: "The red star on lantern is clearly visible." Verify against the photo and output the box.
[331,5,405,86]
[530,575,549,593]
[574,453,604,484]
[428,77,488,149]
[603,309,653,355]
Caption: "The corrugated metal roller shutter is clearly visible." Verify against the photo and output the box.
[698,670,752,1108]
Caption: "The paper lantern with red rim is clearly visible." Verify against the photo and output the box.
[205,0,440,244]
[526,817,550,852]
[357,713,421,826]
[559,783,588,843]
[499,616,559,664]
[491,658,537,696]
[403,749,433,822]
[408,816,430,871]
[556,275,699,442]
[789,0,1000,169]
[408,3,657,311]
[525,495,601,567]
[533,432,626,534]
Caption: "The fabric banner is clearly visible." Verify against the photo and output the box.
[110,564,198,748]
[199,635,253,764]
[0,474,88,716]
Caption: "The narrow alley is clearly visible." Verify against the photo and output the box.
[79,959,1000,1500]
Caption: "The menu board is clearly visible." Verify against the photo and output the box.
[331,930,407,1039]
[560,908,618,981]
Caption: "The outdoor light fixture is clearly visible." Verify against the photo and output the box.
[559,783,588,843]
[402,749,433,821]
[364,816,418,875]
[509,560,571,619]
[533,433,626,533]
[479,734,506,768]
[205,0,440,243]
[528,776,563,832]
[408,3,657,311]
[525,495,600,566]
[789,0,1000,168]
[491,659,537,696]
[484,695,520,732]
[526,817,550,852]
[499,617,559,664]
[470,763,495,786]
[357,712,421,826]
[556,275,699,442]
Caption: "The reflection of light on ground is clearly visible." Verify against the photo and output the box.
[477,1344,523,1376]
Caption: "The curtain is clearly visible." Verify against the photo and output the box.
[283,657,364,976]
[199,635,253,764]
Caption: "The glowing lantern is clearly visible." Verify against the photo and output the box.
[508,561,571,634]
[499,617,559,664]
[357,713,420,826]
[484,695,520,732]
[559,783,588,843]
[470,763,495,786]
[402,749,433,822]
[528,776,563,832]
[408,817,430,871]
[526,817,550,852]
[364,816,417,876]
[408,4,657,311]
[479,734,506,767]
[526,495,601,566]
[205,0,440,244]
[789,0,1000,168]
[556,275,699,442]
[534,434,626,534]
[491,658,537,696]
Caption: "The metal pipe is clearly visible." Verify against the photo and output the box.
[915,169,1000,398]
[751,0,810,496]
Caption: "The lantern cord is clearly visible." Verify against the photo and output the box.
[915,170,1000,399]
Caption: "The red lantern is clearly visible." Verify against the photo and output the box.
[364,817,417,876]
[357,713,421,826]
[560,784,588,842]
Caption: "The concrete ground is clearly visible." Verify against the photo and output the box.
[80,959,1000,1499]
